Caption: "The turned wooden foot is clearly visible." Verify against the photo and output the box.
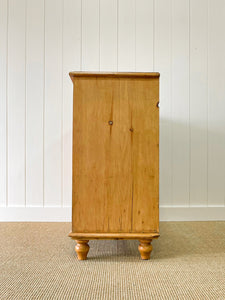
[138,239,153,260]
[75,240,90,260]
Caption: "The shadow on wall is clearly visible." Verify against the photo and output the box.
[158,114,223,206]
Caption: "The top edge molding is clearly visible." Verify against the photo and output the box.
[69,71,160,78]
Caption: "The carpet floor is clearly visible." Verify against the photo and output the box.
[0,222,224,299]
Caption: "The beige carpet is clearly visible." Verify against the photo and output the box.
[0,222,224,300]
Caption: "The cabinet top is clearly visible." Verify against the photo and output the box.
[69,71,160,79]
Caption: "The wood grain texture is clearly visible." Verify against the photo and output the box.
[71,74,159,238]
[72,77,133,232]
[68,232,159,240]
[131,78,159,232]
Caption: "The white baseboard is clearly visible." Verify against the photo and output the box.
[0,207,72,222]
[159,206,225,221]
[0,206,224,222]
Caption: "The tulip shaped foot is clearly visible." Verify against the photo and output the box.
[75,240,90,260]
[138,239,153,260]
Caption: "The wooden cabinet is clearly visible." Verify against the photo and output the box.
[68,72,160,260]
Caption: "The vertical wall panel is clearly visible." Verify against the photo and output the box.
[26,0,44,206]
[62,0,81,207]
[99,0,117,71]
[155,0,172,206]
[82,0,100,71]
[208,0,225,206]
[171,0,190,206]
[118,0,135,71]
[189,0,208,206]
[1,0,225,215]
[8,0,26,207]
[44,0,62,206]
[135,0,154,71]
[0,0,7,207]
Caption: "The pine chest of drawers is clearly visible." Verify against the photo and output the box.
[68,72,160,260]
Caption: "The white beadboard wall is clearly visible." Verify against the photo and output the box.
[0,0,225,221]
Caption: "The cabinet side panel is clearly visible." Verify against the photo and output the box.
[131,78,159,232]
[72,78,132,233]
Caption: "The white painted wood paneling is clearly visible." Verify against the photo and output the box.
[82,0,100,71]
[99,0,117,71]
[1,0,225,220]
[155,0,172,206]
[62,0,81,207]
[135,0,154,71]
[171,0,190,206]
[0,0,8,207]
[208,0,225,207]
[26,0,44,206]
[118,0,135,71]
[44,0,63,206]
[7,0,26,207]
[189,0,208,206]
